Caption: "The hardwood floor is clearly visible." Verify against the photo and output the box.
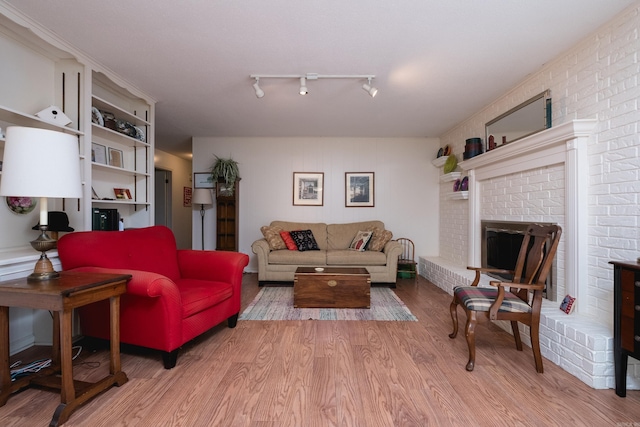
[2,273,640,426]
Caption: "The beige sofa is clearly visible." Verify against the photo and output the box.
[251,220,402,285]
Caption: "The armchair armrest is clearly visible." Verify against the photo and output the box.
[64,266,181,300]
[177,250,249,283]
[466,266,515,286]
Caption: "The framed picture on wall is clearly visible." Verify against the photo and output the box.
[194,172,215,189]
[345,172,374,207]
[293,172,324,206]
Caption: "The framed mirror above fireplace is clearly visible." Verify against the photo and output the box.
[485,90,552,148]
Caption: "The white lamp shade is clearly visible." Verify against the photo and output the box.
[0,126,82,198]
[192,188,213,205]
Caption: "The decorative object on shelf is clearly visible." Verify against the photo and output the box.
[463,137,483,159]
[108,147,123,168]
[487,134,496,151]
[5,196,37,214]
[92,187,100,199]
[91,107,104,126]
[113,188,132,200]
[437,147,444,158]
[460,176,469,191]
[35,105,72,126]
[443,145,451,156]
[250,73,378,98]
[193,172,215,189]
[293,172,324,206]
[559,294,576,314]
[192,188,213,250]
[0,126,82,281]
[91,143,107,164]
[345,172,374,207]
[133,125,146,142]
[443,155,457,174]
[210,156,240,196]
[453,179,461,192]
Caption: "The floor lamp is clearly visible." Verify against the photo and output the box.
[0,126,82,281]
[192,188,213,250]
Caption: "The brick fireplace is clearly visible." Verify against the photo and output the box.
[420,119,640,389]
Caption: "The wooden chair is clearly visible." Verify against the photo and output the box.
[449,224,562,372]
[396,238,417,281]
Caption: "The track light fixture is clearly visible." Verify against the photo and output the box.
[252,78,264,98]
[362,77,378,98]
[299,77,308,95]
[249,73,377,98]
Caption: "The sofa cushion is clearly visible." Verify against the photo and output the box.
[327,249,387,265]
[260,225,287,250]
[178,279,234,318]
[280,231,298,250]
[327,221,385,250]
[366,226,393,251]
[268,249,326,265]
[289,229,320,251]
[271,221,328,250]
[349,230,373,251]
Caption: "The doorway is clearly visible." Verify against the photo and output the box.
[155,168,172,227]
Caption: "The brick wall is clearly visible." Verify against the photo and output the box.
[430,4,640,388]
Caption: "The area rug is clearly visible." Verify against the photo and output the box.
[239,286,417,321]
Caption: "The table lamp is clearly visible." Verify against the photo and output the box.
[192,188,213,250]
[0,126,82,281]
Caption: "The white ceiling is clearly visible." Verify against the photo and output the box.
[5,0,636,159]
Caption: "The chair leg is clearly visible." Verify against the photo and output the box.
[511,321,523,351]
[464,311,477,371]
[162,349,179,369]
[530,322,544,373]
[228,313,239,328]
[449,297,459,339]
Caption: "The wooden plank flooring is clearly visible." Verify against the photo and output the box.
[2,273,640,426]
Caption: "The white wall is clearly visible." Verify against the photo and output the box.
[154,149,193,249]
[192,137,441,270]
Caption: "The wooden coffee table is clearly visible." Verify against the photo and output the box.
[294,267,371,308]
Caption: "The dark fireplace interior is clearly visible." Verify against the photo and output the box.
[481,220,556,301]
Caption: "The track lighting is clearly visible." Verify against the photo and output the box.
[252,78,264,98]
[249,73,377,98]
[299,77,308,95]
[362,78,378,98]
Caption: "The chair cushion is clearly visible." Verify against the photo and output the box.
[179,279,234,318]
[454,286,531,313]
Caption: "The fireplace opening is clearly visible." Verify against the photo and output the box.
[481,220,556,301]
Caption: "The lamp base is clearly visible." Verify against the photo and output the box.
[28,252,60,281]
[28,226,59,282]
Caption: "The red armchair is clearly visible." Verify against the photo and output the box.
[57,225,249,368]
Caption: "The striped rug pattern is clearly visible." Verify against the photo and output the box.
[240,286,418,321]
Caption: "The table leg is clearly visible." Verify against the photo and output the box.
[0,306,10,406]
[52,311,60,369]
[59,309,75,403]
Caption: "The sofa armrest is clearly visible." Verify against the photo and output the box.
[251,239,270,257]
[64,266,181,300]
[177,250,249,284]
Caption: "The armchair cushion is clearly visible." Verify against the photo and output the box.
[454,286,531,313]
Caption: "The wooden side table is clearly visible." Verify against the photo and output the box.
[610,260,640,397]
[0,271,131,426]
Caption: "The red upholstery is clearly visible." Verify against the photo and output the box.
[57,226,249,367]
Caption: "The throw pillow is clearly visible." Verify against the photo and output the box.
[260,225,287,250]
[366,226,393,251]
[279,231,298,250]
[289,229,320,251]
[349,230,373,252]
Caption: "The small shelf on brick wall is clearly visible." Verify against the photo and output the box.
[447,191,469,200]
[431,156,448,168]
[440,172,461,182]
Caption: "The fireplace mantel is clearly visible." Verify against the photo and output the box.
[459,119,597,313]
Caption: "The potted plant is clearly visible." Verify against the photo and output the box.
[209,155,240,196]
